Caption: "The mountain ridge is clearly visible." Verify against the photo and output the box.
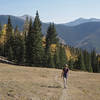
[0,15,100,53]
[65,17,100,26]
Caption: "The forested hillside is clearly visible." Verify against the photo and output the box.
[0,12,100,73]
[0,15,100,52]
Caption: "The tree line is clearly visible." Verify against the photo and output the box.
[69,47,100,73]
[0,11,67,68]
[0,11,100,73]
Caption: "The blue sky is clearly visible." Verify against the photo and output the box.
[0,0,100,23]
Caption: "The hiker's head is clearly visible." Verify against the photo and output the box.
[63,64,68,71]
[65,64,68,68]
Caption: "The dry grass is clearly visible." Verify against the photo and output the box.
[0,63,100,100]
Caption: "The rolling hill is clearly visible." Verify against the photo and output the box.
[0,15,100,53]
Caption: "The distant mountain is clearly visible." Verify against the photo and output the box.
[19,14,34,21]
[0,15,25,30]
[65,18,100,26]
[0,15,100,53]
[55,22,100,53]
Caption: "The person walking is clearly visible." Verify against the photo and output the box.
[61,64,69,88]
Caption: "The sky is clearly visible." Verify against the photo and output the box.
[0,0,100,23]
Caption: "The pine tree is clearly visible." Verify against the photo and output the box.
[83,50,93,72]
[6,16,13,40]
[5,35,14,59]
[48,55,55,68]
[5,16,13,57]
[54,45,60,68]
[47,47,55,68]
[25,18,33,65]
[8,46,13,61]
[23,16,29,39]
[45,23,59,53]
[76,51,86,70]
[25,11,44,66]
[59,45,67,68]
[91,50,97,72]
[32,11,44,66]
[12,35,25,64]
[87,53,93,72]
[45,23,59,68]
[14,25,19,36]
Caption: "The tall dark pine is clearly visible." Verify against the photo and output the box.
[54,45,60,68]
[83,50,93,72]
[25,12,44,66]
[25,18,33,64]
[47,48,55,68]
[12,35,25,64]
[45,23,59,68]
[6,16,13,40]
[91,50,97,72]
[5,16,13,57]
[59,45,67,68]
[32,11,44,66]
[45,23,59,52]
[14,25,19,36]
[23,16,29,40]
[76,51,85,70]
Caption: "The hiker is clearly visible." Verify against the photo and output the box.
[61,64,69,88]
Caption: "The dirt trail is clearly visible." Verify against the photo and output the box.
[55,74,72,100]
[55,71,98,100]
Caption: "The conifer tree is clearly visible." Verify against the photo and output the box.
[31,11,44,66]
[87,53,93,72]
[45,23,59,53]
[5,35,14,59]
[5,16,13,57]
[45,23,59,68]
[23,16,29,39]
[59,45,67,68]
[12,35,25,64]
[54,45,60,68]
[83,50,93,72]
[47,48,55,68]
[14,25,19,36]
[25,12,44,66]
[25,18,33,65]
[8,46,13,61]
[6,16,13,40]
[76,51,85,70]
[91,50,97,72]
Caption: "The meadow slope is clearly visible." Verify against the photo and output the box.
[0,63,100,100]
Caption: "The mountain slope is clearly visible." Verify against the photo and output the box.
[65,18,100,26]
[55,22,100,52]
[0,15,25,30]
[0,15,100,52]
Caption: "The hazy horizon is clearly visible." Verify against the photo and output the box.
[0,0,100,23]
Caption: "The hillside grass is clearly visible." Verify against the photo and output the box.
[0,63,100,100]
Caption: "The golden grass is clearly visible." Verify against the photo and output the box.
[0,63,100,100]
